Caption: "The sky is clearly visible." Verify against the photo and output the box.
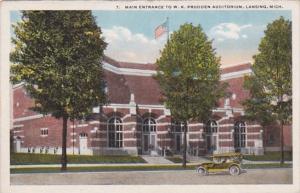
[11,10,291,67]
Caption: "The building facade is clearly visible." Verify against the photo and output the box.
[12,56,290,156]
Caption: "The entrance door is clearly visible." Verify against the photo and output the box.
[79,133,88,154]
[150,134,156,150]
[143,134,149,153]
[206,135,217,154]
[175,134,181,152]
[143,134,157,154]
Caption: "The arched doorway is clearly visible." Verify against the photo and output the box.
[171,121,184,154]
[142,118,157,154]
[107,117,123,148]
[234,121,246,152]
[205,120,218,154]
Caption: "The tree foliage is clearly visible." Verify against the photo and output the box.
[156,23,227,167]
[11,11,107,120]
[10,11,107,170]
[156,23,227,123]
[243,17,292,165]
[243,17,292,126]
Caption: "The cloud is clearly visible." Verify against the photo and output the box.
[242,34,248,39]
[209,23,252,42]
[102,26,166,63]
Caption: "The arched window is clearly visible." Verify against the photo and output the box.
[143,118,156,132]
[79,133,88,137]
[171,121,184,132]
[205,120,218,133]
[234,121,246,149]
[108,117,123,148]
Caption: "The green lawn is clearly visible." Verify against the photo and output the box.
[10,153,146,165]
[165,156,188,163]
[11,165,196,173]
[243,151,292,161]
[242,163,292,169]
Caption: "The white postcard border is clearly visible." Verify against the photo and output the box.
[1,1,300,193]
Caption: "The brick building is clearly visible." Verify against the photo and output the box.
[11,56,291,156]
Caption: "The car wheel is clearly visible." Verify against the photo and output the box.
[229,165,241,176]
[197,167,207,176]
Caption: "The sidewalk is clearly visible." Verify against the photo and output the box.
[242,160,293,164]
[10,159,292,169]
[10,163,170,168]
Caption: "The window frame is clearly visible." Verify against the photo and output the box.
[234,121,247,148]
[171,121,184,133]
[142,118,156,133]
[107,117,123,148]
[40,128,48,137]
[205,120,218,134]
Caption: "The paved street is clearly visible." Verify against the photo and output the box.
[11,168,292,185]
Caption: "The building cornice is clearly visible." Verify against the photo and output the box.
[103,61,252,80]
[13,104,244,123]
[103,62,157,77]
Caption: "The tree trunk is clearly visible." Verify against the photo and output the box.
[61,116,68,171]
[182,121,187,168]
[280,120,284,166]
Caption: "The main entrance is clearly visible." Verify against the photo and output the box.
[206,135,217,154]
[171,121,184,154]
[205,120,218,154]
[142,118,157,154]
[174,133,183,153]
[142,134,157,154]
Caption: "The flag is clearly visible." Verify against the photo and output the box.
[154,20,168,39]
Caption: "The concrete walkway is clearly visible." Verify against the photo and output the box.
[140,155,173,164]
[11,168,293,185]
[242,159,293,164]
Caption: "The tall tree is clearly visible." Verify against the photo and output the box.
[10,11,107,170]
[156,23,227,167]
[243,17,292,165]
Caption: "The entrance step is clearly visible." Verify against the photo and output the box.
[141,155,173,164]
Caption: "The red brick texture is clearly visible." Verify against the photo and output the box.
[12,58,292,155]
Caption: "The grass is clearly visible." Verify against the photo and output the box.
[10,153,146,165]
[243,151,292,161]
[11,165,196,174]
[242,163,292,169]
[10,163,292,174]
[165,156,187,163]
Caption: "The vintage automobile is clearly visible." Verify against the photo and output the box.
[196,152,243,176]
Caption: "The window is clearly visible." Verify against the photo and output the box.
[234,121,246,148]
[143,118,156,132]
[171,121,184,132]
[108,117,123,148]
[40,128,48,136]
[224,98,230,107]
[104,81,108,94]
[205,120,218,133]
